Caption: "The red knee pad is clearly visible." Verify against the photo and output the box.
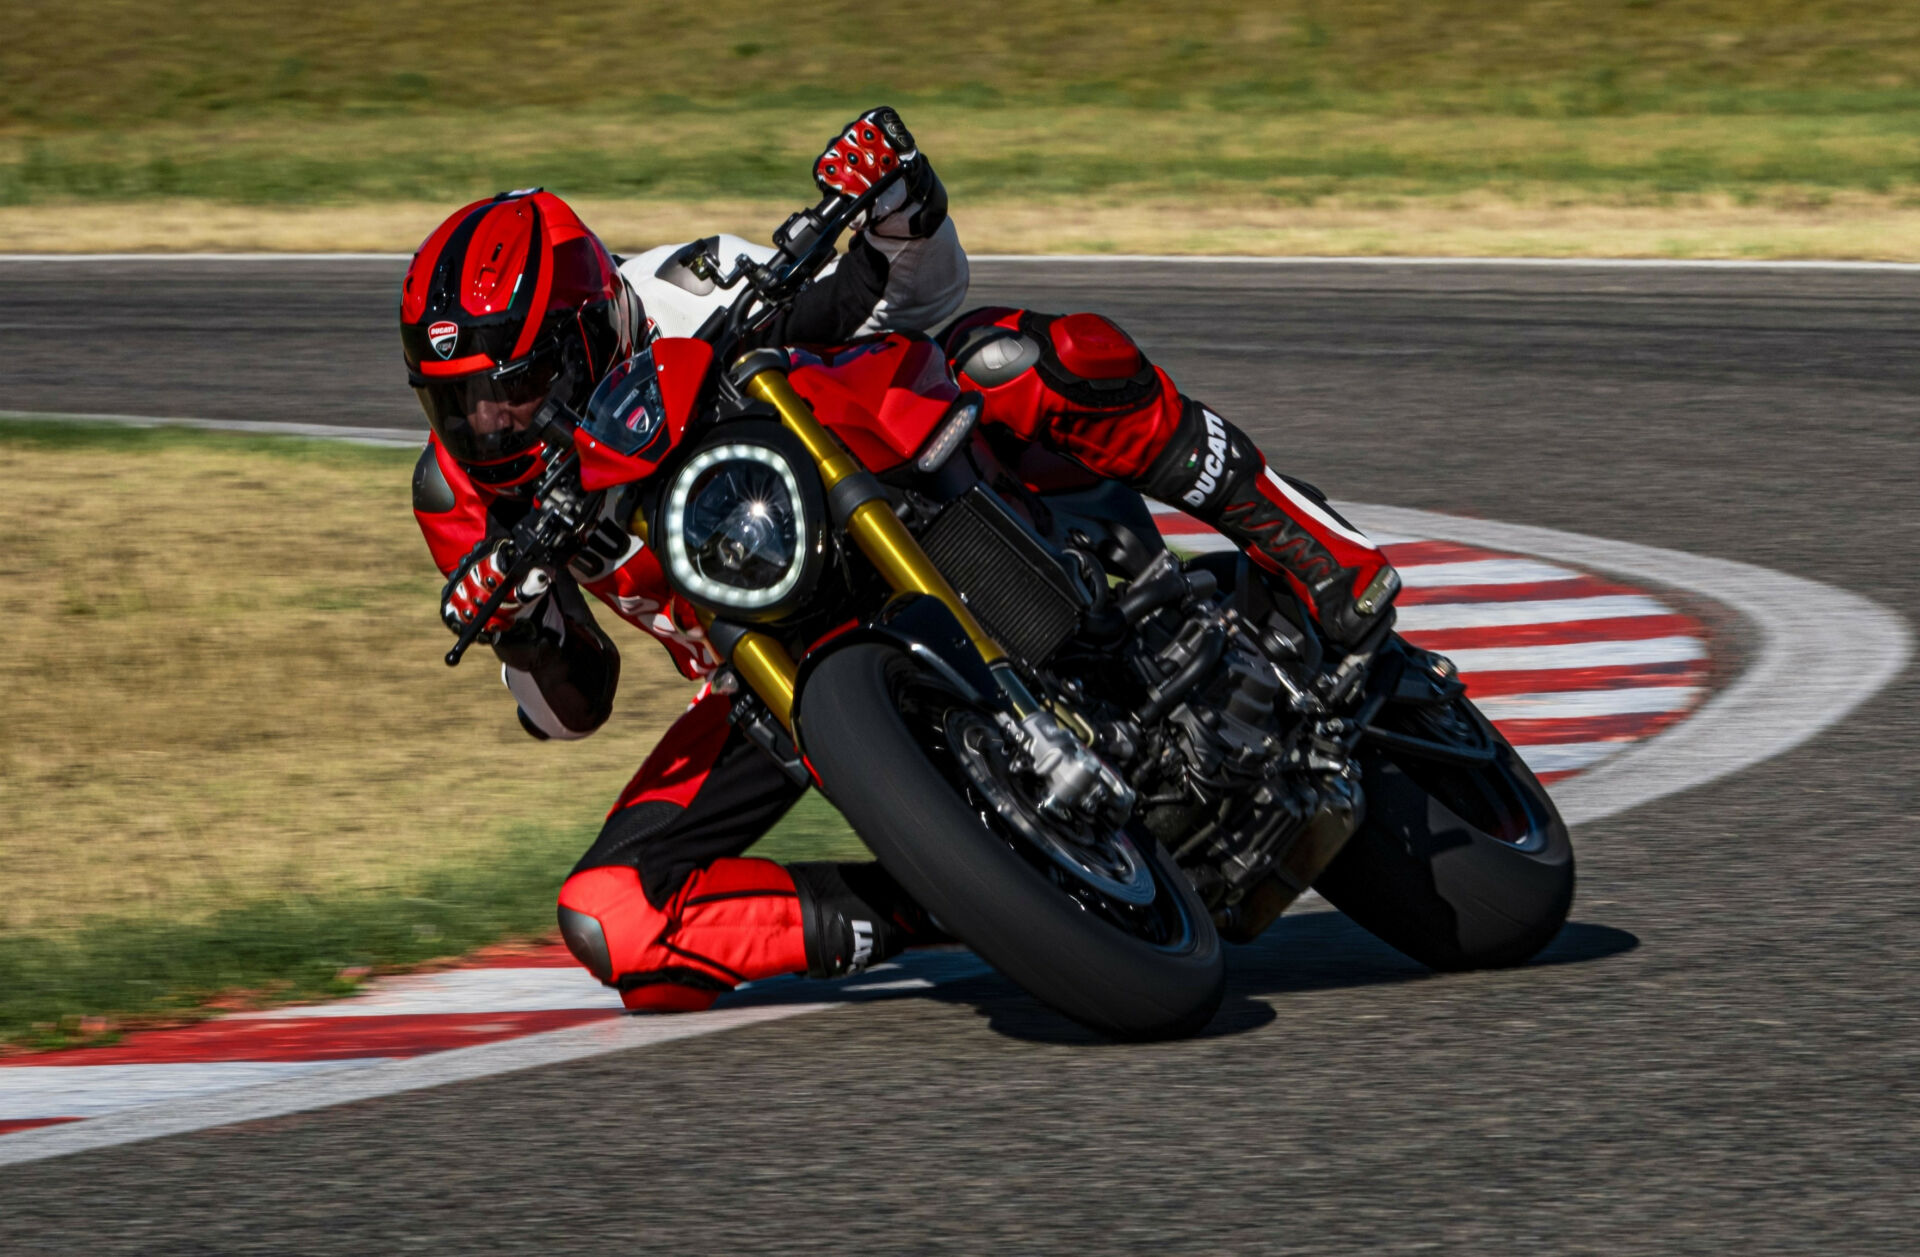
[1049,313,1143,380]
[558,865,674,986]
[556,860,808,1013]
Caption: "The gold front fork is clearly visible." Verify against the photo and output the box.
[690,357,1035,734]
[678,354,1038,735]
[739,364,1008,668]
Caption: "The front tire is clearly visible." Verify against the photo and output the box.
[797,644,1225,1039]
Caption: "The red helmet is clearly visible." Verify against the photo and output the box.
[400,189,640,494]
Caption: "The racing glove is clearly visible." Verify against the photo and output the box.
[815,106,948,242]
[441,539,552,642]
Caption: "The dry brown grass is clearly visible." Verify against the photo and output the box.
[0,430,698,935]
[9,194,1920,261]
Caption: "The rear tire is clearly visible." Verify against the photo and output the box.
[798,644,1225,1039]
[1314,705,1575,971]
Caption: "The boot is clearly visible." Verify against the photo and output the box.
[789,862,948,979]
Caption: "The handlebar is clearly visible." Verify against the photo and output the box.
[691,166,908,363]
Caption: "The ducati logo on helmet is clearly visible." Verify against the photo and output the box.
[428,320,459,359]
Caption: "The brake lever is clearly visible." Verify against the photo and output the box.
[444,547,519,667]
[443,426,590,668]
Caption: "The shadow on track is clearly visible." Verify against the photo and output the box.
[715,909,1638,1045]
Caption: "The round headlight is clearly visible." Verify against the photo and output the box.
[659,427,826,620]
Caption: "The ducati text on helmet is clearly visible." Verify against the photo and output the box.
[400,189,642,494]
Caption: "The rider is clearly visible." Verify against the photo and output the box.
[401,109,1399,1013]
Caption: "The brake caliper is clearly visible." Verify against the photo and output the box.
[1011,709,1138,828]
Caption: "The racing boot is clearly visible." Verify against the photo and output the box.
[1136,401,1400,649]
[789,861,948,979]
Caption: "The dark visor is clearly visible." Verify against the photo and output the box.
[412,350,561,466]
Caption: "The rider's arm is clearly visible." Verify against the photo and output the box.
[750,108,969,348]
[414,439,621,740]
[753,211,968,350]
[490,577,622,742]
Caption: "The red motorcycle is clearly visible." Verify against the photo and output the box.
[447,175,1574,1039]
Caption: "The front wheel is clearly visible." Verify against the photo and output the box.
[797,644,1224,1039]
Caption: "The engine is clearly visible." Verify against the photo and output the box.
[909,483,1364,943]
[1048,550,1365,942]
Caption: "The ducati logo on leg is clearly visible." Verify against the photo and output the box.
[428,320,459,359]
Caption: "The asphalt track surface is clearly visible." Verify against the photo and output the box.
[3,258,1917,1253]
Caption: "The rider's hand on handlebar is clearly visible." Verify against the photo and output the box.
[815,107,946,241]
[441,540,551,641]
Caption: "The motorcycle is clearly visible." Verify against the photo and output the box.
[446,166,1575,1039]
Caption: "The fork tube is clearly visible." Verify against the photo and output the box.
[736,357,1010,671]
[695,608,799,731]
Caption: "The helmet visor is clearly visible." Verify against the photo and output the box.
[412,352,562,466]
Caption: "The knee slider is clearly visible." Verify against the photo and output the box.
[557,865,668,986]
[557,904,613,982]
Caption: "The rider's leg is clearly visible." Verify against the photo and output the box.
[556,689,936,1012]
[944,308,1399,647]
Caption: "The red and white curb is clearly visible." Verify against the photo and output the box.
[1,503,1906,1166]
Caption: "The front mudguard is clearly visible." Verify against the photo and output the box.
[790,594,1000,755]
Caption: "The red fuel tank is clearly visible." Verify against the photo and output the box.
[786,334,960,473]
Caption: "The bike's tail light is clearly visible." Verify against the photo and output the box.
[659,424,828,621]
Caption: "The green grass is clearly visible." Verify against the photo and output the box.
[7,2,1920,209]
[9,1,1920,127]
[9,109,1920,208]
[0,800,865,1051]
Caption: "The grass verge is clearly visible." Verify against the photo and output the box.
[0,420,862,1051]
[0,797,863,1053]
[7,3,1920,257]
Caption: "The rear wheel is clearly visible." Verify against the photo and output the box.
[797,644,1224,1039]
[1314,693,1575,971]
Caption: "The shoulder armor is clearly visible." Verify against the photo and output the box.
[412,444,457,515]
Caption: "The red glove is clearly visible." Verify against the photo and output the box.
[815,106,919,198]
[815,107,946,240]
[441,541,551,640]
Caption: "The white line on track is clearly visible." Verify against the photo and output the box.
[1395,558,1580,587]
[0,1006,832,1156]
[0,1061,378,1121]
[0,409,424,448]
[7,253,1920,272]
[229,967,621,1020]
[0,413,1908,1167]
[1440,635,1709,674]
[1394,593,1670,632]
[1496,742,1629,774]
[1471,686,1704,721]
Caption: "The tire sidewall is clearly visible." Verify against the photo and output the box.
[797,643,1225,1039]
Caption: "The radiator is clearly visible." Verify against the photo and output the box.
[920,487,1084,669]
